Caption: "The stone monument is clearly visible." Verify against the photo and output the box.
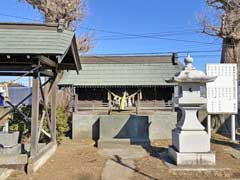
[167,55,217,165]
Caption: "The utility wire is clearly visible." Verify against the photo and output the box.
[80,26,217,45]
[0,12,233,50]
[85,50,221,56]
[95,32,201,41]
[0,12,42,22]
[0,12,223,45]
[95,30,200,39]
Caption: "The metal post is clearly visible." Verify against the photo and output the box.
[231,114,236,141]
[207,114,211,139]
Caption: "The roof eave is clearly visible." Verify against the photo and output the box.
[58,34,82,73]
[71,35,82,73]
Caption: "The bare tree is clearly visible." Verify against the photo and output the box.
[201,0,240,72]
[19,0,91,53]
[200,0,240,132]
[77,33,93,53]
[19,0,85,28]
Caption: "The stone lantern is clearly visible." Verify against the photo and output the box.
[167,55,217,165]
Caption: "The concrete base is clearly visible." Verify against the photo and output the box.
[27,142,57,174]
[72,113,99,141]
[98,138,150,148]
[168,147,216,166]
[72,112,177,141]
[0,154,28,166]
[172,129,210,153]
[0,132,19,148]
[0,145,22,155]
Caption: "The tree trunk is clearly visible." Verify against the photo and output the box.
[221,38,240,79]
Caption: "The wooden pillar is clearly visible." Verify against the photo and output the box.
[30,68,40,156]
[154,87,157,108]
[74,88,78,112]
[136,93,140,114]
[172,86,179,111]
[108,91,112,114]
[51,77,57,143]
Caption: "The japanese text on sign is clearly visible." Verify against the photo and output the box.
[206,64,238,114]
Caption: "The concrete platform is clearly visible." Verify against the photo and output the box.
[168,147,216,165]
[72,112,177,141]
[98,138,150,148]
[0,154,28,166]
[0,132,19,148]
[0,145,22,155]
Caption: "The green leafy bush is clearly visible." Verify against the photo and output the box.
[9,105,32,143]
[55,105,70,143]
[9,104,70,144]
[41,105,70,144]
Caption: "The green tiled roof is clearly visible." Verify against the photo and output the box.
[59,56,182,87]
[0,24,74,55]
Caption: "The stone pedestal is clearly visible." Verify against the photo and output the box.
[168,147,215,165]
[172,129,210,153]
[168,107,216,165]
[0,132,21,155]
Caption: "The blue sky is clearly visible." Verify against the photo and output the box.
[0,0,222,84]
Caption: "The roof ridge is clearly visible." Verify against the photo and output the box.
[0,22,58,31]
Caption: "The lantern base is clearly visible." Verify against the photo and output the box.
[168,147,216,165]
[172,128,210,153]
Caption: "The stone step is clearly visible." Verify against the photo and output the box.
[0,145,22,155]
[0,132,19,148]
[0,154,28,166]
[98,138,150,148]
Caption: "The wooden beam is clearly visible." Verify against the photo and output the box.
[58,64,77,70]
[0,78,50,126]
[0,66,33,71]
[0,71,53,77]
[40,70,54,77]
[30,67,40,157]
[39,78,53,139]
[37,110,46,141]
[38,56,57,68]
[46,72,63,101]
[51,76,57,143]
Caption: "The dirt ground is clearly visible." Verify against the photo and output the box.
[131,134,240,180]
[7,134,240,180]
[8,139,107,180]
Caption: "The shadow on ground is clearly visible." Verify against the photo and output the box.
[108,144,175,180]
[111,154,161,180]
[211,137,240,151]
